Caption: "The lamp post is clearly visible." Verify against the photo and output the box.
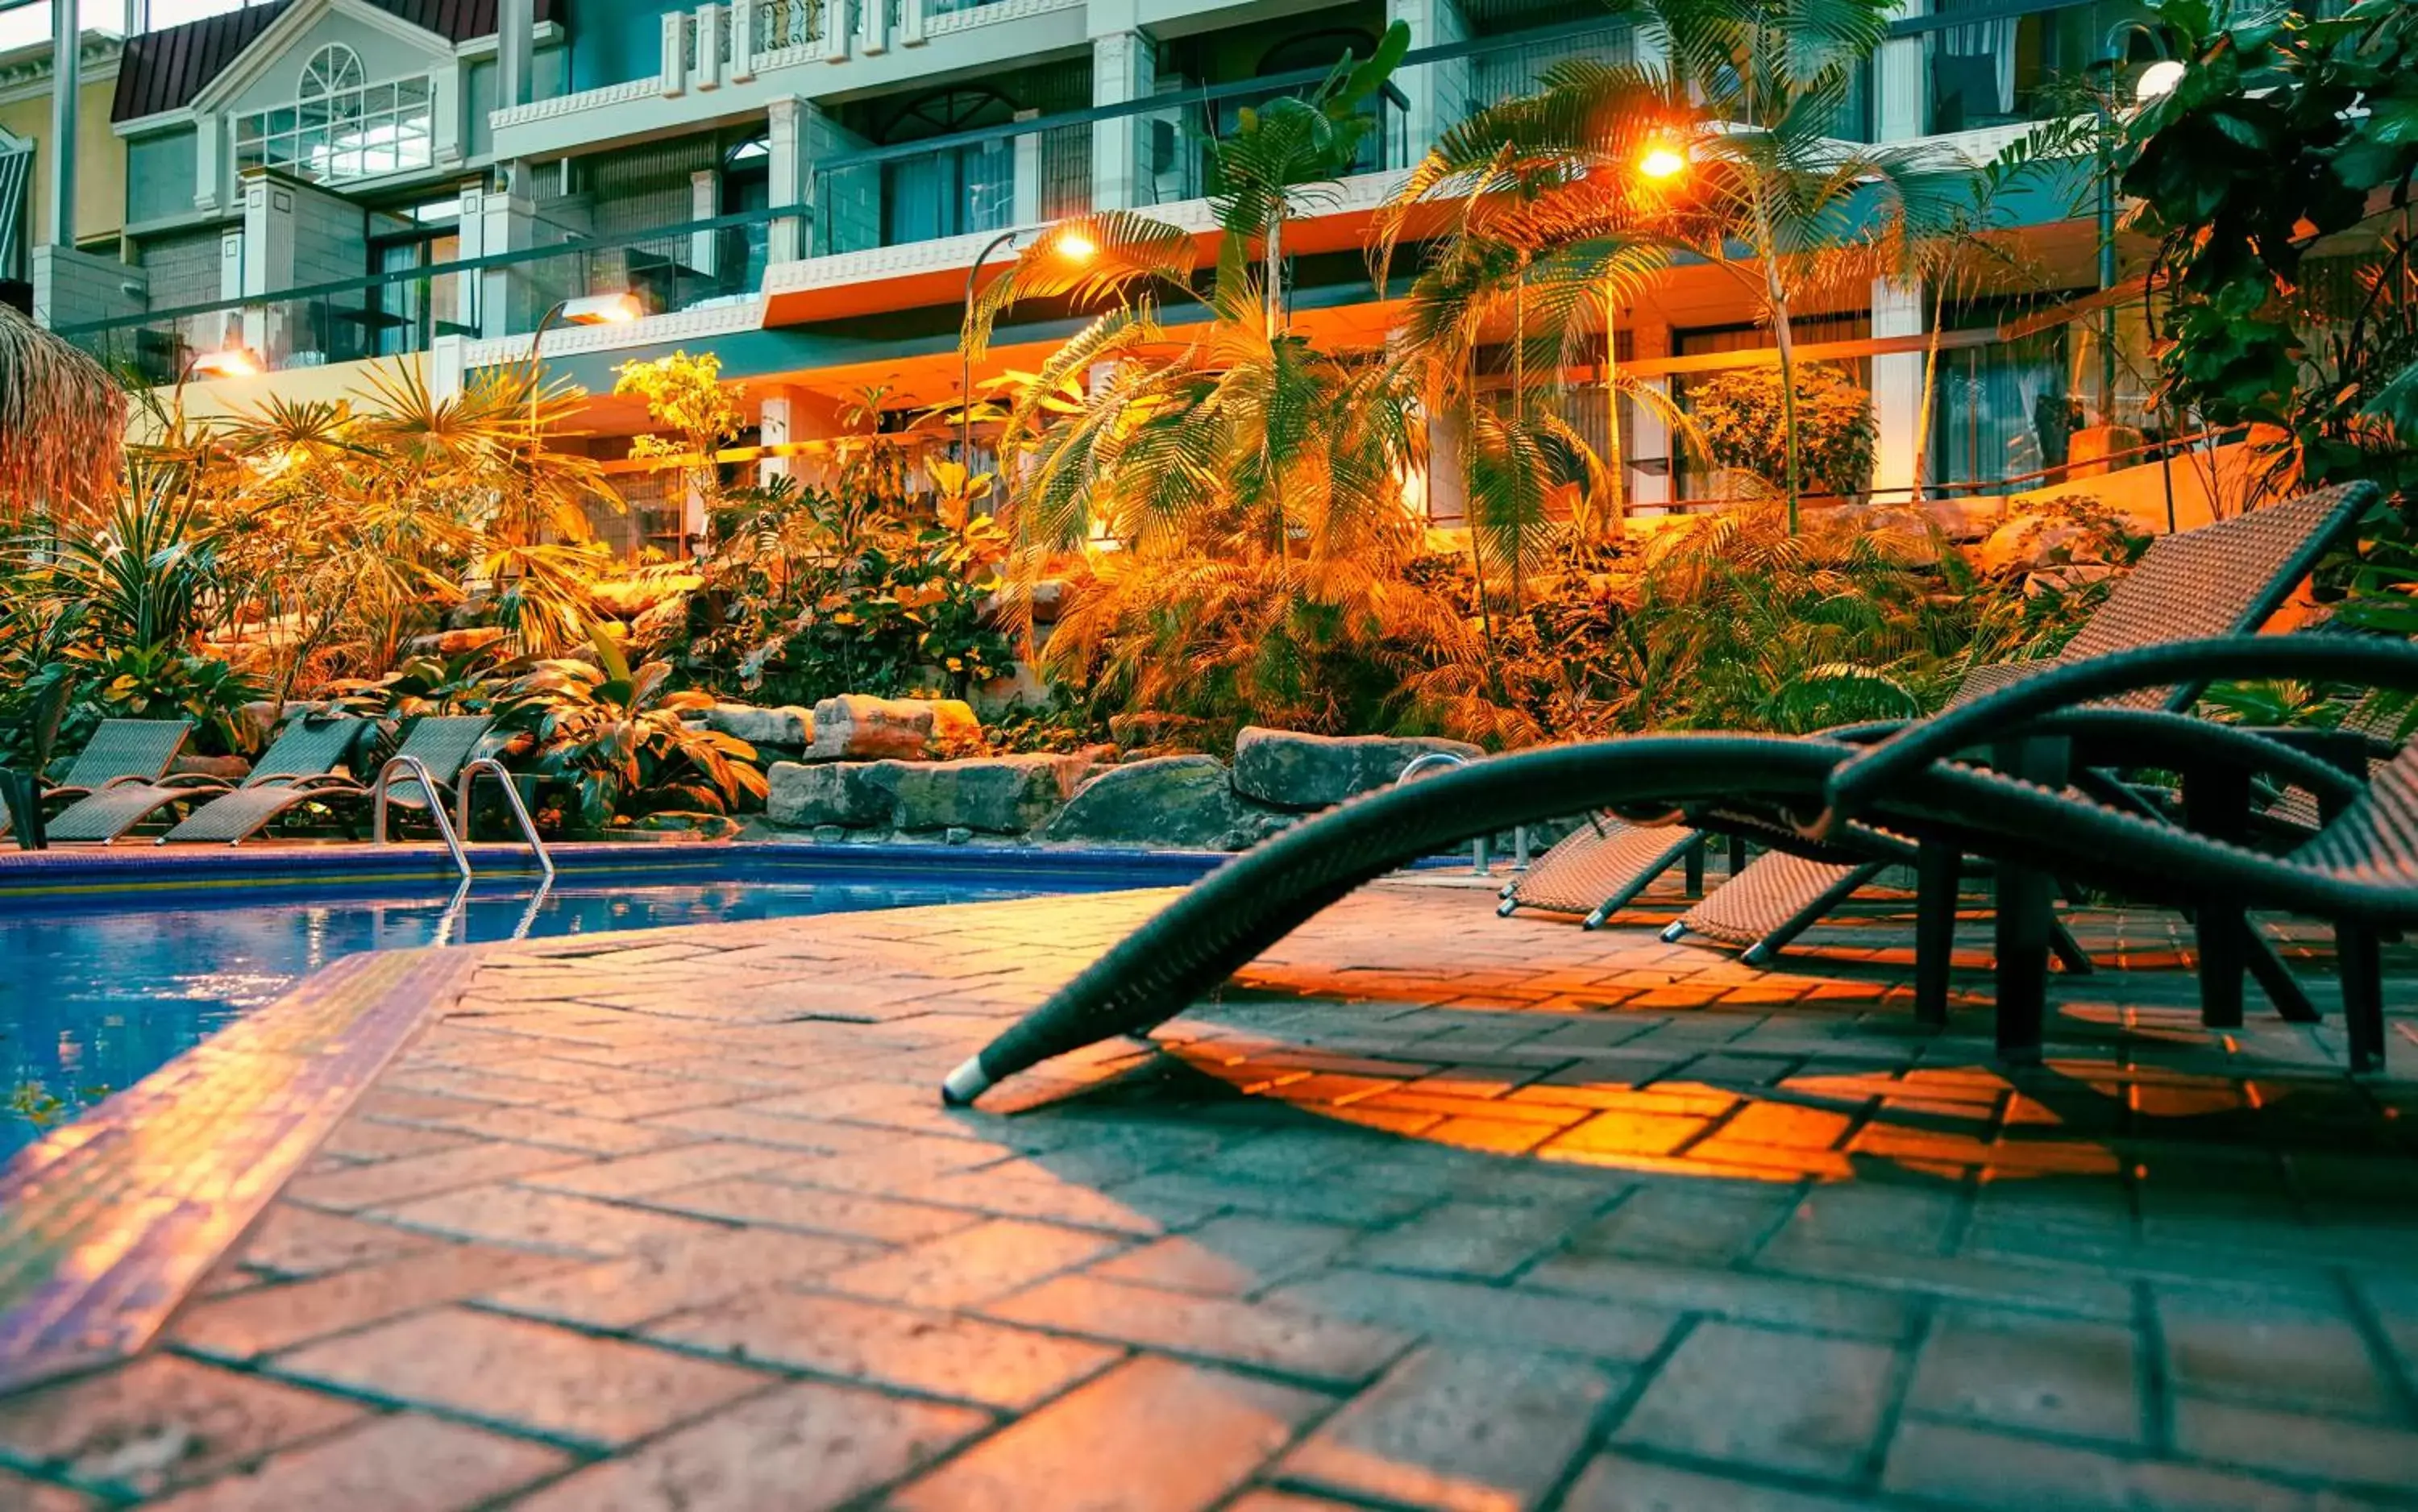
[961,229,1021,471]
[522,291,642,442]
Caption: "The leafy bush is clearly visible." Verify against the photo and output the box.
[498,628,766,833]
[1689,364,1877,499]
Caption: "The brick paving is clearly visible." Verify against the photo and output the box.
[5,874,2418,1509]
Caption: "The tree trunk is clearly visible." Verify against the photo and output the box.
[1911,276,1951,505]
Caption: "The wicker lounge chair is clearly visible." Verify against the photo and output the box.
[939,634,2418,1103]
[0,720,190,844]
[44,717,368,845]
[1503,484,2378,968]
[158,715,493,845]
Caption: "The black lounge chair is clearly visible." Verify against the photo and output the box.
[0,720,191,845]
[1503,484,2379,967]
[158,715,493,845]
[44,717,369,845]
[940,635,2418,1103]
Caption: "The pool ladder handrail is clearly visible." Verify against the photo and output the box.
[371,754,471,880]
[1393,753,1529,876]
[455,758,556,883]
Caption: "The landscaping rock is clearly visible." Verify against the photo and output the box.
[879,755,1083,833]
[405,626,509,658]
[765,761,895,829]
[1231,728,1483,811]
[704,703,813,750]
[1041,756,1261,849]
[236,700,314,750]
[944,827,974,845]
[804,696,983,761]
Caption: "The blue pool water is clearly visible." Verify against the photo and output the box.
[0,849,1209,1154]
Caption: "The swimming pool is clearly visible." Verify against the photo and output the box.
[0,843,1220,1154]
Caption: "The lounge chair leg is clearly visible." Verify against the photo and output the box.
[2340,923,2387,1072]
[1742,862,1886,968]
[1913,843,1959,1027]
[1727,835,1748,877]
[2245,933,2322,1024]
[2183,766,2255,1029]
[1660,921,1691,944]
[2048,920,2096,978]
[1992,737,2069,1064]
[1583,834,1704,931]
[1683,837,1706,896]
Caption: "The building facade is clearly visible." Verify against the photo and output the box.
[27,0,2175,546]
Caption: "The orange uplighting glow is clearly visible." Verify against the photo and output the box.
[189,346,264,379]
[1638,144,1688,182]
[1056,231,1099,263]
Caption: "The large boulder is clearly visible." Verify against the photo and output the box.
[1041,755,1258,849]
[1231,728,1483,811]
[704,703,813,750]
[766,761,895,829]
[881,754,1083,833]
[804,695,982,761]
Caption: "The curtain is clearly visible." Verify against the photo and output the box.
[1933,329,2070,491]
[1938,0,2019,119]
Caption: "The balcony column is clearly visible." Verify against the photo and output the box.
[1012,109,1042,225]
[1876,0,1927,141]
[767,97,810,264]
[1627,320,1673,509]
[1089,13,1154,212]
[758,384,798,484]
[1871,277,1926,502]
[692,168,721,278]
[497,0,535,110]
[460,181,538,339]
[48,0,77,247]
[1385,0,1469,165]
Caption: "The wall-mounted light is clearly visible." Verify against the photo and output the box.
[189,345,264,379]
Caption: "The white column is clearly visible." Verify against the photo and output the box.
[900,0,928,47]
[1091,29,1153,211]
[1012,109,1042,226]
[48,0,78,247]
[467,183,537,339]
[215,225,244,349]
[758,383,798,484]
[730,0,758,81]
[824,0,852,61]
[1628,321,1673,508]
[1427,405,1467,525]
[767,97,810,264]
[431,62,464,168]
[1871,277,1926,501]
[239,176,298,363]
[193,114,222,213]
[695,2,725,89]
[859,0,888,56]
[1876,0,1926,141]
[691,168,720,277]
[497,0,535,110]
[662,10,689,95]
[1386,0,1468,164]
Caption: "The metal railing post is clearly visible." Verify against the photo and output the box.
[456,758,556,881]
[373,754,472,880]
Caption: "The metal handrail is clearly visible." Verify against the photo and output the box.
[455,758,555,882]
[1396,752,1530,876]
[372,754,472,880]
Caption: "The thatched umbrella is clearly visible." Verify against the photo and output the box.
[0,301,127,523]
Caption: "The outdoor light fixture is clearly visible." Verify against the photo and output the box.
[559,291,643,326]
[1055,230,1099,263]
[189,345,264,379]
[2134,59,2187,105]
[1638,143,1687,182]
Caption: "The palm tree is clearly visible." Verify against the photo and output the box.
[0,303,126,525]
[953,24,1501,740]
[1380,0,1947,532]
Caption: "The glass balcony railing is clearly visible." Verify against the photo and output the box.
[53,203,804,383]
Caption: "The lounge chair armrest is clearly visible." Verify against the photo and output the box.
[1818,637,2418,834]
[41,784,92,803]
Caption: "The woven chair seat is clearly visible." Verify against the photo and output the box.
[159,716,492,845]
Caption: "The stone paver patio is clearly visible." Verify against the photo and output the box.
[5,873,2418,1510]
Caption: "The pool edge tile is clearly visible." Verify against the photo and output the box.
[0,948,477,1397]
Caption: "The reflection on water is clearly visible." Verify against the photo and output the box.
[0,876,1050,1154]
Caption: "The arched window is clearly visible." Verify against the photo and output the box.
[236,42,433,183]
[299,44,366,103]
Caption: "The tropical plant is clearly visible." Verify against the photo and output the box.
[498,625,766,832]
[0,303,126,525]
[615,350,746,555]
[1688,363,1877,500]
